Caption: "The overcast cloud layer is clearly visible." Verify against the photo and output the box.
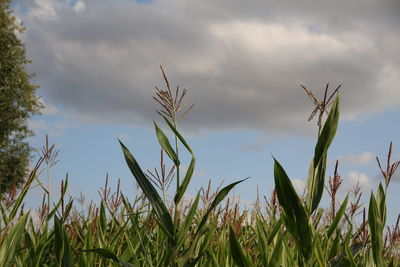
[16,0,400,135]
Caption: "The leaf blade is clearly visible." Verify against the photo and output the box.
[119,140,174,241]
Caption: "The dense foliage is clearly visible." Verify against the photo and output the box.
[0,71,399,266]
[0,0,42,195]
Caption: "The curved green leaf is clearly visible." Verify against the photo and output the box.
[327,195,349,238]
[119,140,174,241]
[154,122,179,166]
[196,178,249,236]
[368,188,384,267]
[314,95,340,167]
[83,248,134,267]
[273,158,312,261]
[174,157,195,205]
[0,213,29,267]
[176,192,200,246]
[229,226,253,267]
[308,95,340,213]
[159,114,196,205]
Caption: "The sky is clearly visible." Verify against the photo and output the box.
[11,0,400,224]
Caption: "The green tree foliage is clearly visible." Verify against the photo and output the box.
[0,0,42,195]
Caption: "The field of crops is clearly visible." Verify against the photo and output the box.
[1,75,399,266]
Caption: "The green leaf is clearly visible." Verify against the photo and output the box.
[273,158,312,261]
[255,220,269,266]
[368,191,384,267]
[83,248,134,267]
[229,226,253,267]
[54,215,72,267]
[174,157,195,205]
[313,235,326,267]
[314,95,340,167]
[327,195,349,238]
[308,95,340,213]
[267,217,282,245]
[313,207,325,229]
[54,216,63,264]
[179,178,248,264]
[160,113,193,154]
[154,122,179,166]
[268,234,283,267]
[47,174,69,221]
[328,230,341,263]
[177,192,201,246]
[119,140,174,241]
[198,225,216,257]
[0,213,29,267]
[344,234,356,267]
[8,166,40,224]
[159,114,196,205]
[329,242,363,267]
[99,201,107,234]
[309,154,328,214]
[210,250,220,267]
[376,183,386,226]
[196,178,249,236]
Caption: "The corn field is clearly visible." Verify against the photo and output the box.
[0,71,399,266]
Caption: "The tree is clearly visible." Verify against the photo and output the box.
[0,0,42,195]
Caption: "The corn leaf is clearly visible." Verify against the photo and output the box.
[159,114,196,205]
[273,158,312,261]
[255,220,269,266]
[328,230,341,265]
[268,234,283,267]
[119,140,174,241]
[308,95,340,213]
[196,178,248,236]
[0,213,29,267]
[54,215,72,267]
[314,95,340,167]
[229,226,253,267]
[267,217,282,245]
[177,192,201,246]
[344,234,356,267]
[327,195,348,238]
[175,157,195,205]
[376,183,386,226]
[368,191,384,267]
[154,122,179,166]
[83,248,134,267]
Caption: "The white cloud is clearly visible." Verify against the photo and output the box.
[28,119,48,131]
[30,0,57,20]
[42,104,58,116]
[73,0,86,13]
[347,171,371,189]
[291,178,306,196]
[15,0,400,135]
[39,98,59,116]
[338,152,375,165]
[210,22,346,61]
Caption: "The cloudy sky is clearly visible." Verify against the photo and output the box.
[13,0,400,224]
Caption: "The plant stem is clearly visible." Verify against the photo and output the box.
[173,116,180,191]
[47,161,50,213]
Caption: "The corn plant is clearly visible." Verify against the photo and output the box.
[87,67,247,266]
[227,84,399,266]
[0,75,399,266]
